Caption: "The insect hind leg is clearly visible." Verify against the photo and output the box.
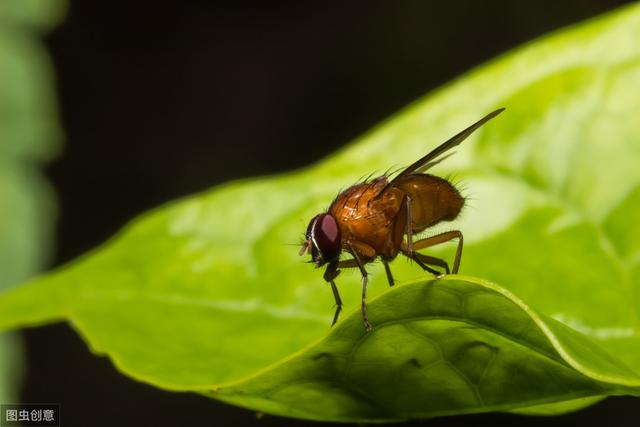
[411,230,463,274]
[410,252,450,275]
[404,252,442,277]
[417,253,450,274]
[401,194,461,275]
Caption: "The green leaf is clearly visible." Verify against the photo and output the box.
[0,0,67,31]
[0,165,54,403]
[210,277,640,421]
[0,0,63,403]
[2,2,640,421]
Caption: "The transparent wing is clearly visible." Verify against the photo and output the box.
[389,108,504,184]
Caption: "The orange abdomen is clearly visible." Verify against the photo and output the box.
[392,174,464,232]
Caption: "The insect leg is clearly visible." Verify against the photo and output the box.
[402,195,441,277]
[347,243,372,331]
[336,259,359,268]
[381,258,395,287]
[413,253,450,275]
[405,195,414,254]
[411,230,464,274]
[323,260,342,326]
[405,252,442,276]
[329,281,342,326]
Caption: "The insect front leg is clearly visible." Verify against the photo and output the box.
[323,258,370,327]
[323,260,342,326]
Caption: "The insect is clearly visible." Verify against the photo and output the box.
[299,108,504,330]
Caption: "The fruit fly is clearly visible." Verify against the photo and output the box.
[299,108,504,330]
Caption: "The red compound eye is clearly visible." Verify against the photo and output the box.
[306,214,341,266]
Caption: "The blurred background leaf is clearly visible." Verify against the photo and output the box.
[0,0,65,403]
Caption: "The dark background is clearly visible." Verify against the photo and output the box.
[19,1,638,426]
